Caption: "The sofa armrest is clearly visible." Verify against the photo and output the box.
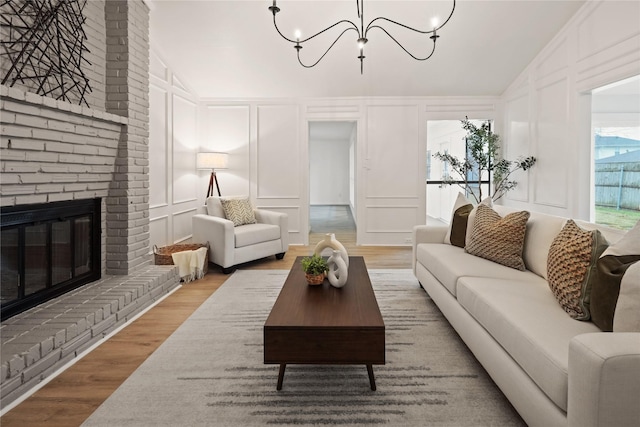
[254,209,289,252]
[412,225,448,273]
[413,225,448,244]
[568,332,640,427]
[192,214,235,268]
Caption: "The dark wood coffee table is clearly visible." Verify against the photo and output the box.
[264,256,385,391]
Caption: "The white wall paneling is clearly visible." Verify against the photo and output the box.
[365,105,421,199]
[256,105,300,199]
[533,77,570,208]
[359,104,422,245]
[173,208,197,244]
[365,205,420,232]
[149,84,169,208]
[575,1,640,91]
[151,95,499,247]
[150,49,168,82]
[148,48,200,251]
[172,94,198,204]
[149,216,168,252]
[502,0,640,218]
[255,104,304,244]
[201,105,251,200]
[504,93,532,203]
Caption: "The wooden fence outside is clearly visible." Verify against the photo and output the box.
[595,161,640,210]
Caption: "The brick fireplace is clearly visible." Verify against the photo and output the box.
[1,0,151,274]
[1,198,102,320]
[0,1,180,408]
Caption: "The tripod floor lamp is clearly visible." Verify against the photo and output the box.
[197,152,229,198]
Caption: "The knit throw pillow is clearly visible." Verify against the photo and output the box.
[220,197,256,227]
[547,220,609,320]
[465,204,530,270]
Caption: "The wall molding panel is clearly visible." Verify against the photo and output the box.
[501,0,639,218]
[202,104,251,198]
[504,92,531,203]
[171,94,198,204]
[173,207,197,244]
[256,105,301,199]
[148,48,200,252]
[149,84,169,209]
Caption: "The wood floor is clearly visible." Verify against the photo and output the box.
[0,231,412,426]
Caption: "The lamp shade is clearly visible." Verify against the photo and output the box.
[197,152,228,170]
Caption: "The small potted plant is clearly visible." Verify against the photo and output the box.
[301,254,328,285]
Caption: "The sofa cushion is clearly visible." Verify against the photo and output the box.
[591,220,640,331]
[234,223,280,248]
[456,276,600,412]
[416,243,541,296]
[466,204,530,270]
[547,220,609,320]
[494,206,567,279]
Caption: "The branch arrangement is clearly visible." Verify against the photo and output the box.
[434,118,536,204]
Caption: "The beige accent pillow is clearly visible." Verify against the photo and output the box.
[443,192,473,248]
[547,220,609,320]
[220,197,257,227]
[613,261,640,332]
[465,204,530,270]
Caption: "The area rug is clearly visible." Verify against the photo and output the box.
[82,270,524,426]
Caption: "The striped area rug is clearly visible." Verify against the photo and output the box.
[82,270,524,426]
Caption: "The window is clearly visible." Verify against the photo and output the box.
[591,76,640,230]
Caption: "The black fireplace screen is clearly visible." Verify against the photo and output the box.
[1,199,101,320]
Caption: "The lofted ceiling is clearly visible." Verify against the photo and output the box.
[148,0,585,99]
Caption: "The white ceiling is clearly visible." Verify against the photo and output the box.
[148,0,585,98]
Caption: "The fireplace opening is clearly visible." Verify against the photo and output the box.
[1,198,101,321]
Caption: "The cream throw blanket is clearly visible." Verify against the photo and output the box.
[171,247,208,283]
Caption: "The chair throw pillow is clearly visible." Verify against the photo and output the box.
[547,220,609,320]
[590,220,640,331]
[444,192,473,248]
[465,204,530,270]
[220,197,257,227]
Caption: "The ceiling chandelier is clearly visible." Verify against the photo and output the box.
[268,0,456,74]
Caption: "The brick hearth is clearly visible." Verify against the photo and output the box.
[0,265,178,407]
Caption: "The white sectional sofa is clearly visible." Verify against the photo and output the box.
[412,205,640,427]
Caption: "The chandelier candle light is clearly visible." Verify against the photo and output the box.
[268,0,456,74]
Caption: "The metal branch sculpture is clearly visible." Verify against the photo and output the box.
[0,0,92,106]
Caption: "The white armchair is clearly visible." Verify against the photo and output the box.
[192,196,289,273]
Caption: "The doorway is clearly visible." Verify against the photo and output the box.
[308,121,357,239]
